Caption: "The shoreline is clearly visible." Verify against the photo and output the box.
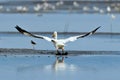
[0,48,120,55]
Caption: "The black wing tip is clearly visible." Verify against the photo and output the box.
[15,25,25,34]
[95,26,101,30]
[15,25,21,30]
[15,25,20,28]
[97,26,101,29]
[92,26,101,34]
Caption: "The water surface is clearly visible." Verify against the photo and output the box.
[0,54,120,80]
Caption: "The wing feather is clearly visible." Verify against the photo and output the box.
[63,26,101,43]
[15,25,52,42]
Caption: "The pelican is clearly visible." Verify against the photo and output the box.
[15,25,101,55]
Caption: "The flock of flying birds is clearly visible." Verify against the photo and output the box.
[15,25,101,55]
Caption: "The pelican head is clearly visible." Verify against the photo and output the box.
[52,31,57,39]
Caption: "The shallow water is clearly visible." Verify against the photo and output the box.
[0,13,120,51]
[0,13,120,80]
[0,33,120,51]
[0,54,120,80]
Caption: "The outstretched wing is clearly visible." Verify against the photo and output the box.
[15,25,52,42]
[63,26,101,43]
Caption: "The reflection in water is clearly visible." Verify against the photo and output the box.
[53,57,66,71]
[17,56,78,74]
[16,56,80,80]
[51,57,77,72]
[1,55,120,80]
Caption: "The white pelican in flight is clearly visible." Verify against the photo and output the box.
[15,25,100,55]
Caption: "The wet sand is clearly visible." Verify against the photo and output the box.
[0,48,120,56]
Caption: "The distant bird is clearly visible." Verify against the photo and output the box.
[31,40,36,49]
[15,25,101,55]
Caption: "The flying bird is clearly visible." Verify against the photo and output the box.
[15,25,101,55]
